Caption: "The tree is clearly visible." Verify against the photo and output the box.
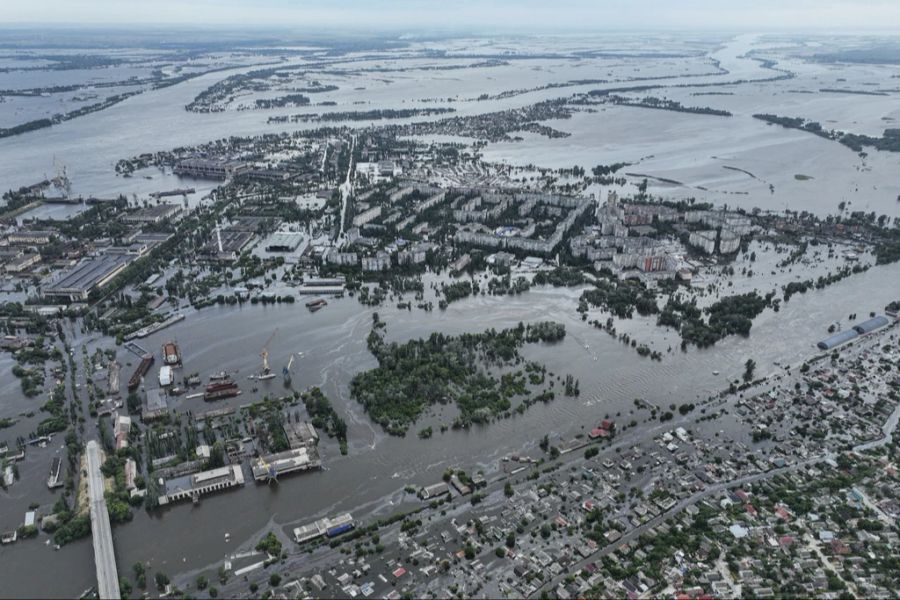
[269,573,282,587]
[196,575,208,590]
[256,531,282,557]
[132,562,146,589]
[155,572,170,592]
[504,481,514,498]
[743,359,756,383]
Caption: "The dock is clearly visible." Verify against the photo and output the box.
[124,313,185,341]
[150,188,195,199]
[123,341,150,358]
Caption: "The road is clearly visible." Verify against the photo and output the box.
[86,440,121,600]
[337,134,356,242]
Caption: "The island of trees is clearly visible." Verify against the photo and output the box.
[351,318,571,435]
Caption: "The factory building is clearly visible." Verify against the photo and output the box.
[251,447,322,482]
[7,230,56,245]
[41,254,133,301]
[121,203,182,225]
[157,464,245,505]
[174,158,247,180]
[264,232,304,252]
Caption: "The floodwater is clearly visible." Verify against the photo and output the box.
[2,32,900,597]
[2,258,900,597]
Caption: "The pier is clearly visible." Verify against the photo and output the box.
[123,341,149,358]
[86,441,121,599]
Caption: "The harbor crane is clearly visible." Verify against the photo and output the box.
[283,353,295,385]
[258,455,278,484]
[259,328,278,377]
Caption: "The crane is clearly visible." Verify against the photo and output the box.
[259,328,278,377]
[257,455,278,483]
[283,353,295,385]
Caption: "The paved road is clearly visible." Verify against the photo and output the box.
[86,440,121,600]
[337,134,356,242]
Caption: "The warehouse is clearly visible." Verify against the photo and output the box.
[265,231,304,252]
[41,254,133,301]
[121,203,182,225]
[817,329,859,350]
[853,315,890,335]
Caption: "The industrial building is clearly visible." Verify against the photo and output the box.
[817,330,859,350]
[3,253,41,273]
[284,421,319,448]
[41,254,133,301]
[157,464,245,505]
[143,388,168,420]
[816,315,890,350]
[174,158,247,180]
[121,203,182,225]
[250,447,322,481]
[201,228,254,262]
[265,231,304,252]
[293,513,354,543]
[419,482,450,499]
[7,230,56,245]
[853,315,890,334]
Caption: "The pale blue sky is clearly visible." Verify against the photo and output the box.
[4,0,900,31]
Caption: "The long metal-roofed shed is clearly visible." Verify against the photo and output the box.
[853,315,890,334]
[817,329,859,350]
[42,254,133,301]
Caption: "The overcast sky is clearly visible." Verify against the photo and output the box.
[5,0,900,31]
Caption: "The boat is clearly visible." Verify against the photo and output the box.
[162,341,181,366]
[47,457,63,489]
[306,298,328,312]
[204,379,241,401]
[209,371,229,381]
[712,370,720,376]
[248,372,277,381]
[127,354,154,391]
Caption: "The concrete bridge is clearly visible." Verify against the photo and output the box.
[86,440,121,599]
